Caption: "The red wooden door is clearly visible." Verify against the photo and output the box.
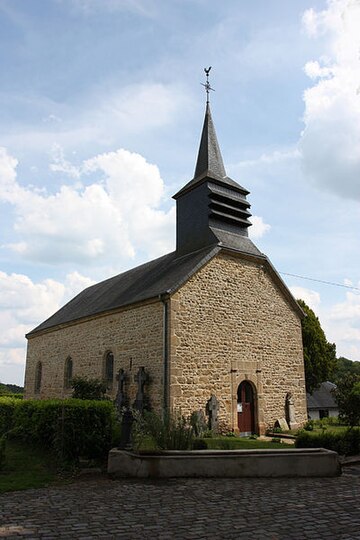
[237,381,254,434]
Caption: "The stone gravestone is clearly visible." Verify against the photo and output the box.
[114,368,127,414]
[133,366,149,413]
[206,395,219,433]
[285,392,296,429]
[190,410,207,437]
[275,417,289,432]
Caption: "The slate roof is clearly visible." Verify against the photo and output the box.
[307,381,338,410]
[27,236,303,337]
[27,244,221,336]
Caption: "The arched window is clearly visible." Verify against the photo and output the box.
[64,357,73,389]
[34,361,42,394]
[105,352,114,389]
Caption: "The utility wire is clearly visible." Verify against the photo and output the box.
[279,271,360,292]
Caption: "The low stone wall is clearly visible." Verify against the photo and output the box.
[108,448,341,478]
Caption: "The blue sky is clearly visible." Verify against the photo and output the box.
[0,0,359,385]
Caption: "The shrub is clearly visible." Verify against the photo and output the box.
[304,420,314,431]
[0,398,116,464]
[53,400,115,462]
[334,374,360,427]
[189,410,207,437]
[321,416,341,426]
[192,438,208,450]
[135,411,194,451]
[217,438,233,449]
[0,397,17,436]
[71,377,107,400]
[11,399,61,445]
[295,428,360,456]
[0,435,5,470]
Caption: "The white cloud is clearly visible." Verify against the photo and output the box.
[2,82,189,154]
[329,288,360,321]
[304,60,333,80]
[0,146,175,266]
[0,147,18,193]
[0,270,95,383]
[50,143,81,179]
[289,286,321,312]
[327,287,360,360]
[100,84,183,133]
[290,283,360,362]
[233,148,300,170]
[300,0,360,200]
[0,349,25,367]
[249,215,271,239]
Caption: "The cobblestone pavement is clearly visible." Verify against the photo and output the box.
[1,470,360,540]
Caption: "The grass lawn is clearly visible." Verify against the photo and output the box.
[292,425,353,437]
[0,440,60,493]
[135,435,290,451]
[199,437,290,450]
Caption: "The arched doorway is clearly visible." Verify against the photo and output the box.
[237,381,255,435]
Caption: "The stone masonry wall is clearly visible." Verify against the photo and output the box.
[169,252,307,434]
[24,300,164,412]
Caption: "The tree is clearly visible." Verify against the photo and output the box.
[71,377,107,400]
[297,299,337,393]
[334,374,360,427]
[333,357,360,385]
[0,382,23,395]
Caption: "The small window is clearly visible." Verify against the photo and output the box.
[105,352,114,389]
[319,409,329,419]
[64,357,73,389]
[34,361,42,394]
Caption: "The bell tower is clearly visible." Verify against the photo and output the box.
[173,69,256,256]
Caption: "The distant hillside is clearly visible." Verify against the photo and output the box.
[0,382,24,395]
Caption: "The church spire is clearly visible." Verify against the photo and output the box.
[194,67,226,180]
[173,69,254,255]
[193,102,226,180]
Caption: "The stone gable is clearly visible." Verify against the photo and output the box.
[169,251,307,433]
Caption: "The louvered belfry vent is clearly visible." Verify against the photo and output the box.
[173,102,255,255]
[209,191,251,228]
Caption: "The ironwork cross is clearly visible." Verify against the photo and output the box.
[116,368,127,393]
[134,366,149,412]
[134,366,148,391]
[115,368,128,411]
[201,66,215,103]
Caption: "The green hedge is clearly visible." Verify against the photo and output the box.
[295,428,360,456]
[0,397,116,463]
[0,397,17,435]
[0,435,5,470]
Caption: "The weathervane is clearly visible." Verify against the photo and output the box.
[201,66,215,103]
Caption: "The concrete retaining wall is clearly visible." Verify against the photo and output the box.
[108,448,341,478]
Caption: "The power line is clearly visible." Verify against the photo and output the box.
[279,271,360,291]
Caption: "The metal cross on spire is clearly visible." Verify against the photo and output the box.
[201,66,215,103]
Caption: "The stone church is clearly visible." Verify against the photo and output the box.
[24,97,307,435]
